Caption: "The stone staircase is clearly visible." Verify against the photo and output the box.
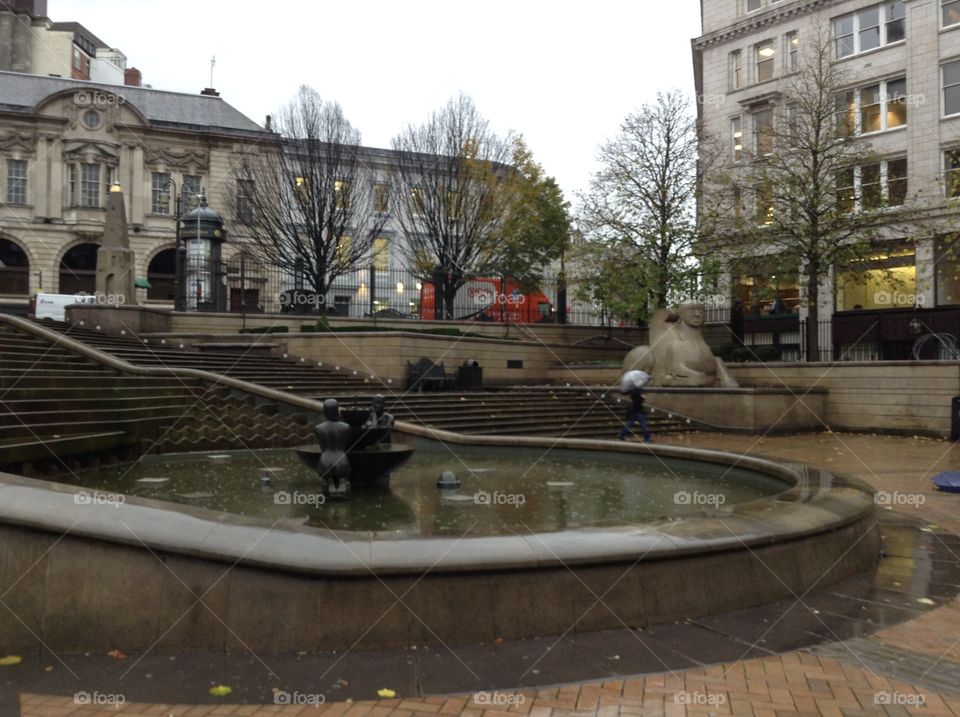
[0,323,313,475]
[34,320,685,441]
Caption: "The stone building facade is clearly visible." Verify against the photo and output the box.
[0,71,272,305]
[693,0,960,359]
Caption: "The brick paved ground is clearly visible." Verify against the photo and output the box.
[15,433,960,716]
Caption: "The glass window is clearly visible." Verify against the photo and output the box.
[334,179,350,210]
[887,158,908,205]
[6,159,27,204]
[944,60,960,116]
[732,116,743,160]
[833,2,905,58]
[755,181,774,224]
[747,0,761,11]
[151,172,171,214]
[754,108,774,155]
[335,235,352,263]
[859,6,881,51]
[945,0,960,27]
[945,150,960,197]
[411,187,426,215]
[730,50,743,90]
[756,39,776,82]
[373,183,389,213]
[886,77,907,128]
[237,178,255,222]
[860,84,882,133]
[372,237,389,270]
[835,245,916,311]
[935,236,960,305]
[734,262,800,317]
[183,175,202,210]
[886,1,906,42]
[80,163,100,208]
[834,14,856,57]
[861,163,883,209]
[786,31,799,71]
[836,91,857,137]
[836,168,856,213]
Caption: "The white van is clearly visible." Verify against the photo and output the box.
[30,293,98,322]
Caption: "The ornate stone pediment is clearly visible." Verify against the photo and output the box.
[145,148,209,170]
[0,132,35,154]
[62,141,120,165]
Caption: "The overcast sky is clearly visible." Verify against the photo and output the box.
[54,0,702,202]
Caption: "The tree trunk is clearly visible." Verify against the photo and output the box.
[805,265,820,362]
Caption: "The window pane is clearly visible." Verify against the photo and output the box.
[887,158,908,205]
[946,85,960,116]
[81,163,100,208]
[887,78,907,128]
[373,237,389,270]
[754,109,774,154]
[373,183,389,213]
[836,92,856,136]
[945,0,960,27]
[732,117,743,160]
[946,151,960,197]
[862,164,883,209]
[936,237,960,305]
[747,0,761,11]
[861,85,881,132]
[836,168,856,213]
[151,172,170,214]
[859,6,881,50]
[756,40,775,82]
[6,159,27,204]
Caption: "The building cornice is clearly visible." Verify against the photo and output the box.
[693,0,834,50]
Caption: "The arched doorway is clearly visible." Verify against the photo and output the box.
[146,248,176,302]
[0,238,29,295]
[59,243,99,294]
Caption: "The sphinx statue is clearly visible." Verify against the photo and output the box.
[623,302,738,388]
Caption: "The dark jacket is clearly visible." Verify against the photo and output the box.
[628,387,645,413]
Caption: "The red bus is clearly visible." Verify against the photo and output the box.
[419,277,553,323]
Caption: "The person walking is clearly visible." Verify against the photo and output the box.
[619,385,652,442]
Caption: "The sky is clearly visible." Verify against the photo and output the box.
[53,0,702,203]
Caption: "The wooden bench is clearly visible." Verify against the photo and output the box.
[407,357,456,393]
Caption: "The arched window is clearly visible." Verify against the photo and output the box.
[59,243,99,294]
[0,238,29,295]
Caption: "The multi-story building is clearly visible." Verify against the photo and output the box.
[1,0,139,86]
[693,0,960,359]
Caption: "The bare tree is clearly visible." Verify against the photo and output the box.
[389,94,515,319]
[231,86,386,308]
[720,28,914,360]
[578,90,722,323]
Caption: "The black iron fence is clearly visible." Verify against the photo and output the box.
[165,257,612,326]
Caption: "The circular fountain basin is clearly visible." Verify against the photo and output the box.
[0,435,879,655]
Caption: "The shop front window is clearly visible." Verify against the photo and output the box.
[935,236,960,305]
[734,263,800,317]
[835,244,916,310]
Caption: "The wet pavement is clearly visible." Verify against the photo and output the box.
[8,432,960,716]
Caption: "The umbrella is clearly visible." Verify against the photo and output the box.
[620,370,651,393]
[932,471,960,493]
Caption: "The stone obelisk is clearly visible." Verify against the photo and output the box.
[96,183,137,306]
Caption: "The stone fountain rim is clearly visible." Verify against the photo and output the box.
[0,433,875,577]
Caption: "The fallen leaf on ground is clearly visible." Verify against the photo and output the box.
[0,656,21,666]
[377,688,396,698]
[107,649,127,660]
[209,685,232,697]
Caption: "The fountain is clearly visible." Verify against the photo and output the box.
[293,395,414,497]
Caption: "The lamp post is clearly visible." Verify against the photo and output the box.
[159,179,186,311]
